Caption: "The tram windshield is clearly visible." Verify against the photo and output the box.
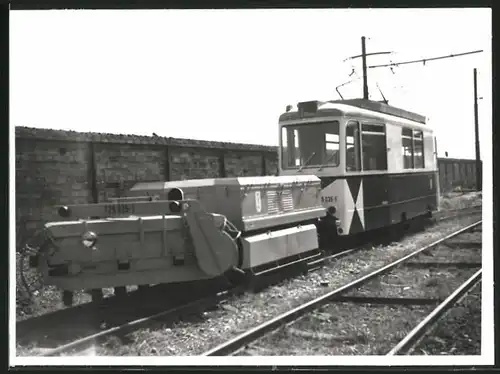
[281,121,340,169]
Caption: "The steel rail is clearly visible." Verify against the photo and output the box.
[386,269,482,356]
[34,245,342,356]
[435,206,482,222]
[308,204,479,269]
[201,220,481,356]
[310,242,371,267]
[38,289,236,357]
[21,210,480,357]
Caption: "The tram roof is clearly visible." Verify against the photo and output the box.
[279,99,427,125]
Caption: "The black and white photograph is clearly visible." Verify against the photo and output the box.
[9,6,493,367]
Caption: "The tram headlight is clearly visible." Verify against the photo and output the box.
[82,231,98,248]
[58,206,71,218]
[169,201,182,213]
[327,206,336,215]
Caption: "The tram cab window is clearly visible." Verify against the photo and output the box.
[281,129,290,167]
[280,121,340,169]
[325,133,340,167]
[346,121,361,171]
[361,124,387,171]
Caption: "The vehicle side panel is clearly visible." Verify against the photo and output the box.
[320,171,438,235]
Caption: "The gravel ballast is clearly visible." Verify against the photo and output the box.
[16,192,482,357]
[346,267,479,300]
[16,192,482,322]
[237,227,481,356]
[411,282,482,355]
[95,214,481,356]
[241,303,434,356]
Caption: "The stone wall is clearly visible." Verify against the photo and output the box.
[15,126,278,244]
[15,126,480,245]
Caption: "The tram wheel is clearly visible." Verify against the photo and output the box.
[114,286,127,297]
[91,288,104,303]
[62,290,74,307]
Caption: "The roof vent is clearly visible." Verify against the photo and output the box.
[298,101,323,117]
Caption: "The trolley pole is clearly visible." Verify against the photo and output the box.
[361,36,369,100]
[473,68,482,192]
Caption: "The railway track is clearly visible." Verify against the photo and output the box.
[16,276,237,355]
[434,205,482,222]
[17,215,432,357]
[16,204,479,318]
[16,208,482,357]
[17,243,367,357]
[386,269,481,355]
[201,220,482,356]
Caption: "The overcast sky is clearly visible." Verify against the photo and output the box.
[10,8,491,159]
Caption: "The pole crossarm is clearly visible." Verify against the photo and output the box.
[344,51,392,61]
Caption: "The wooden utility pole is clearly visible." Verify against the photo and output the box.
[473,68,482,191]
[361,36,369,99]
[342,37,391,101]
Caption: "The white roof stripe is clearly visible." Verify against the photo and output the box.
[280,102,432,132]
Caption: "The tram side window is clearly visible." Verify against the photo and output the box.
[401,128,425,169]
[346,121,361,171]
[402,128,414,169]
[413,131,425,168]
[361,124,387,171]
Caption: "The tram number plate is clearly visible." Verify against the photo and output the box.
[104,203,135,216]
[321,196,336,203]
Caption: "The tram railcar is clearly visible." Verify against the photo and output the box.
[29,175,326,305]
[278,99,440,239]
[26,98,439,306]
